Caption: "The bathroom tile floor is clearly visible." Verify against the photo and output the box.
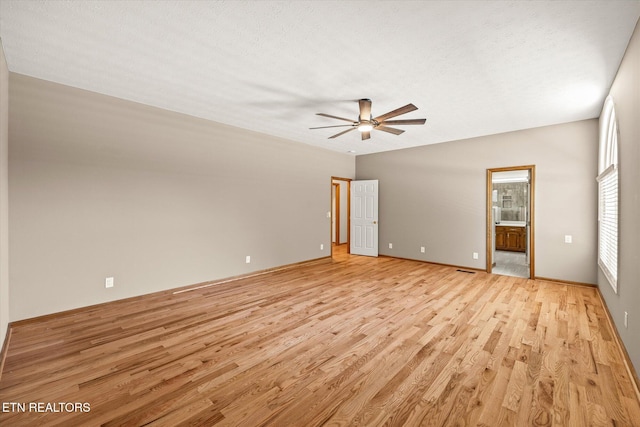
[493,250,529,278]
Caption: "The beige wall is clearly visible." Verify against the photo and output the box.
[599,19,640,377]
[356,119,598,284]
[9,74,354,321]
[0,40,9,346]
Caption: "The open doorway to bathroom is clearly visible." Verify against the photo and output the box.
[486,166,535,279]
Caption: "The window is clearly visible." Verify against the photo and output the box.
[597,96,618,293]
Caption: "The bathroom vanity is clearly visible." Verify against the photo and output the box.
[495,221,526,252]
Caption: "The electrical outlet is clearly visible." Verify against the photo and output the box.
[320,244,324,250]
[105,277,114,289]
[420,246,425,253]
[564,235,572,244]
[625,311,628,328]
[245,255,251,264]
[388,243,393,249]
[473,252,479,260]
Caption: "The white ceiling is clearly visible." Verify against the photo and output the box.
[1,1,638,156]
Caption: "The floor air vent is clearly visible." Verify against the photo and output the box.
[456,269,476,274]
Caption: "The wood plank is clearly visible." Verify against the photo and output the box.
[0,254,638,426]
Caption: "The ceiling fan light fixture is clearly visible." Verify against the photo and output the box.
[311,99,426,140]
[357,123,374,132]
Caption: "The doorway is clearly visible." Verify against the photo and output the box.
[486,165,535,279]
[331,177,351,258]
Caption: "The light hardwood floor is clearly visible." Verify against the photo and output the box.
[1,249,639,426]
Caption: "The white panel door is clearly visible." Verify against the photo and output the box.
[350,180,378,257]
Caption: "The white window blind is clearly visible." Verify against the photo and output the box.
[597,165,618,292]
[597,95,618,293]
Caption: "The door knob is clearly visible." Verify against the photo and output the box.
[373,221,377,224]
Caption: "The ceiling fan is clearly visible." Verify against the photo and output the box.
[310,99,426,140]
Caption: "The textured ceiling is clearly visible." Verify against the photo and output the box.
[1,1,639,155]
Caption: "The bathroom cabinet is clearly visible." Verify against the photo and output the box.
[495,225,526,252]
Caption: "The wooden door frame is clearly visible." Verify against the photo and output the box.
[486,165,535,279]
[331,177,352,256]
[332,183,340,245]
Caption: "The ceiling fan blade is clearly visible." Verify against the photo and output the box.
[316,113,355,122]
[380,118,426,126]
[329,128,357,139]
[373,103,418,122]
[309,124,355,130]
[359,99,372,121]
[361,131,371,141]
[375,125,405,135]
